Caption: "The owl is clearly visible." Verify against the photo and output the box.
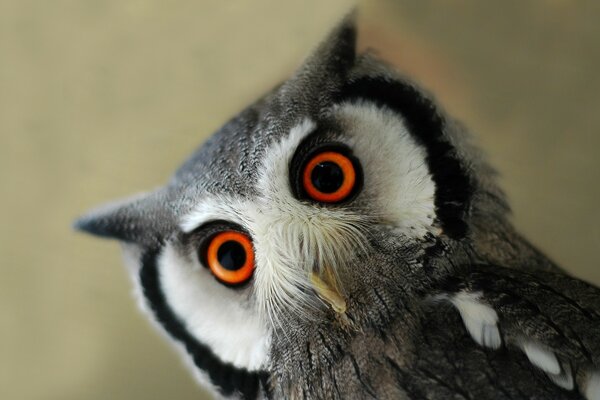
[75,15,600,400]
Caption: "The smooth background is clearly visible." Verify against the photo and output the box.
[2,1,599,399]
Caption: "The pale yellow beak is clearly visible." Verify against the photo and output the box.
[310,268,346,314]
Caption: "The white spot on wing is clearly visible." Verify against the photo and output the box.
[451,291,501,350]
[521,341,561,376]
[546,362,574,391]
[586,371,600,400]
[444,291,579,393]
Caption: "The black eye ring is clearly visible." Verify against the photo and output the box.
[205,230,254,285]
[290,142,363,204]
[188,221,255,288]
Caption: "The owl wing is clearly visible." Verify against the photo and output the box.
[432,263,600,396]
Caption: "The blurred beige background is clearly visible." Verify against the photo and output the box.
[2,1,599,399]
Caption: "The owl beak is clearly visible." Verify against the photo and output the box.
[310,269,347,314]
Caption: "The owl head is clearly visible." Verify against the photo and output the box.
[75,15,511,399]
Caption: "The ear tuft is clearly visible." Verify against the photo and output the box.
[302,10,358,76]
[73,189,174,246]
[324,10,358,70]
[279,10,359,115]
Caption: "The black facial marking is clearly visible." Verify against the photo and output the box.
[340,77,474,239]
[312,161,344,193]
[218,240,247,271]
[139,248,268,399]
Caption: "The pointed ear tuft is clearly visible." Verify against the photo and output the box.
[280,10,358,114]
[73,190,174,246]
[329,10,359,68]
[302,10,358,76]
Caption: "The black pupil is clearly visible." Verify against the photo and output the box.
[311,161,344,193]
[217,240,246,271]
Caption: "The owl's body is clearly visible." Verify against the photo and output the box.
[76,16,600,399]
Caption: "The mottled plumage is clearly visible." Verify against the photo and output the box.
[75,15,600,400]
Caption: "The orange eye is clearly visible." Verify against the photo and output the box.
[206,231,254,285]
[302,151,357,203]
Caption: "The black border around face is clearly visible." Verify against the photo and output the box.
[139,248,269,399]
[339,77,474,240]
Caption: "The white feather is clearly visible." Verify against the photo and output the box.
[450,291,501,350]
[521,341,561,375]
[120,245,225,393]
[158,242,270,371]
[334,101,437,237]
[546,362,574,391]
[586,371,600,400]
[447,291,577,392]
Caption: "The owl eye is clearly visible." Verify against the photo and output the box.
[301,149,360,203]
[204,231,255,285]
